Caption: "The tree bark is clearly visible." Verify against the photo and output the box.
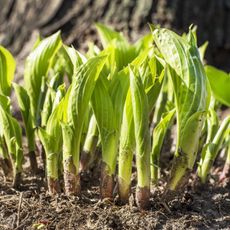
[1,0,229,72]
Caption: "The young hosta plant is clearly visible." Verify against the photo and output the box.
[62,55,107,195]
[89,25,152,199]
[118,90,135,203]
[129,67,151,209]
[153,27,210,194]
[13,84,38,172]
[198,115,230,183]
[0,102,23,188]
[0,137,12,177]
[118,55,164,203]
[38,100,64,194]
[0,96,12,177]
[94,48,152,200]
[91,76,118,198]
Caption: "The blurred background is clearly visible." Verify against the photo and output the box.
[1,0,230,74]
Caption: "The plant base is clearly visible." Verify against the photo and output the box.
[63,157,81,195]
[118,177,130,204]
[12,172,21,188]
[28,150,38,173]
[47,177,61,195]
[100,162,114,199]
[37,141,46,170]
[0,157,13,177]
[79,150,91,172]
[64,172,81,196]
[135,186,150,210]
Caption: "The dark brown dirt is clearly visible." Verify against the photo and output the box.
[1,162,230,230]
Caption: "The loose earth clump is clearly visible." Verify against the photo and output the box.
[0,164,230,230]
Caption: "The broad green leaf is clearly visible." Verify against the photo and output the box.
[153,28,209,152]
[199,41,208,62]
[134,34,153,54]
[24,31,62,126]
[0,46,15,96]
[63,45,87,81]
[129,67,151,188]
[118,90,135,193]
[13,83,35,151]
[0,105,23,172]
[38,128,54,157]
[206,109,219,144]
[91,77,118,174]
[65,55,107,170]
[0,94,11,113]
[198,115,230,182]
[61,123,75,161]
[68,55,107,126]
[151,109,175,182]
[95,23,126,48]
[180,111,206,168]
[153,27,210,190]
[205,65,230,107]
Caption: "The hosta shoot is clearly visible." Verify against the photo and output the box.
[153,27,210,193]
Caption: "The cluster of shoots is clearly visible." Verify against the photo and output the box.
[0,24,229,209]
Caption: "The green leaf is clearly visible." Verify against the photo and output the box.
[0,94,11,113]
[65,55,107,170]
[38,128,53,156]
[205,65,230,107]
[129,67,151,188]
[91,77,118,174]
[180,111,206,168]
[13,83,35,151]
[24,31,62,126]
[0,46,15,96]
[153,27,210,190]
[68,55,107,126]
[0,106,23,171]
[199,41,208,62]
[151,109,175,181]
[63,45,87,81]
[95,23,126,48]
[61,123,75,160]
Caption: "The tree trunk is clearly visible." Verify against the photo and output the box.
[1,0,229,72]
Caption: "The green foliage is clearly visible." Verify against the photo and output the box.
[0,24,229,206]
[205,65,230,107]
[24,31,62,126]
[153,27,210,190]
[0,46,15,96]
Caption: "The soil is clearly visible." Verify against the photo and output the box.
[0,157,230,230]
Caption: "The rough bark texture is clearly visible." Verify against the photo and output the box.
[0,0,229,77]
